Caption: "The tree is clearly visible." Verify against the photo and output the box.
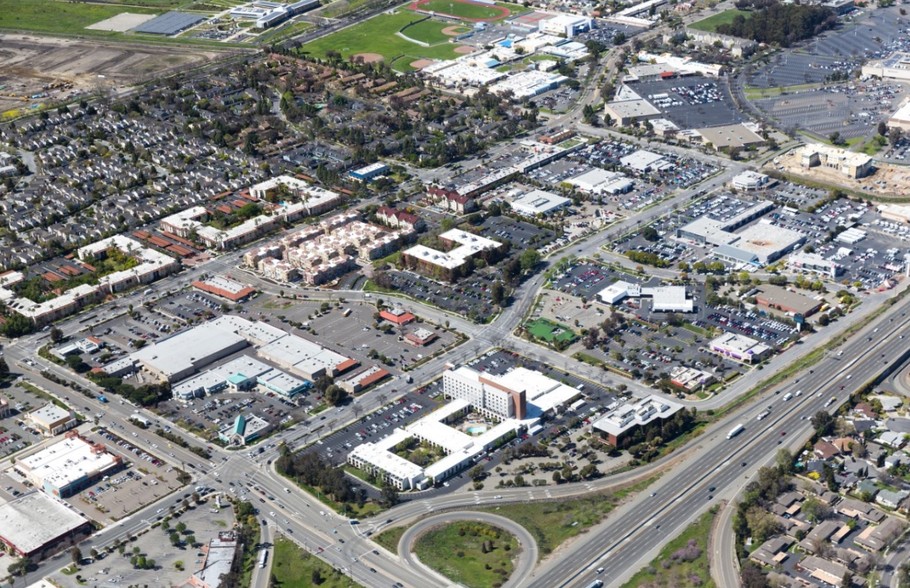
[519,249,541,272]
[878,121,888,136]
[311,569,324,585]
[381,484,399,507]
[817,313,830,327]
[491,281,505,306]
[70,547,82,566]
[325,385,347,406]
[776,448,794,474]
[829,131,843,145]
[0,357,8,378]
[740,561,769,588]
[175,522,187,533]
[50,327,64,343]
[811,411,835,437]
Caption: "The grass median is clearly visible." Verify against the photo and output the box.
[272,535,363,587]
[414,521,519,588]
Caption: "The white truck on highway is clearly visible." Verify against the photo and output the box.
[727,423,745,439]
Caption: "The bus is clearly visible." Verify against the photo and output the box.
[258,549,269,569]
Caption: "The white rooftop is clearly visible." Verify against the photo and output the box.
[509,189,571,215]
[592,395,683,437]
[0,492,88,554]
[18,436,119,491]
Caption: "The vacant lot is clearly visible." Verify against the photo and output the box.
[300,11,459,71]
[414,521,518,588]
[688,9,749,32]
[0,0,160,36]
[272,536,358,588]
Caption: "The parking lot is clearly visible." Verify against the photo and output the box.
[0,380,59,459]
[242,297,461,372]
[632,76,744,129]
[52,493,236,588]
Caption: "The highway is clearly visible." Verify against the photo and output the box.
[524,292,910,588]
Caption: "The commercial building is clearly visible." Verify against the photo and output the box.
[754,284,822,317]
[379,308,416,326]
[888,100,910,132]
[192,276,256,302]
[620,149,672,173]
[172,355,310,401]
[696,124,765,150]
[539,14,592,37]
[862,51,910,82]
[258,333,357,381]
[787,252,841,278]
[337,366,391,393]
[508,189,571,216]
[800,144,873,179]
[597,281,694,313]
[27,404,78,436]
[669,366,715,391]
[566,168,633,195]
[0,491,92,559]
[709,332,771,364]
[188,531,238,588]
[402,229,503,282]
[591,395,683,446]
[132,320,249,382]
[487,70,569,99]
[16,433,123,498]
[348,162,389,182]
[218,414,272,446]
[603,99,662,127]
[406,328,438,347]
[731,171,773,191]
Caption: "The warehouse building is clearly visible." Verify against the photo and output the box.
[0,492,92,559]
[15,433,123,498]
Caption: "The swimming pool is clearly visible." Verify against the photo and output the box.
[466,425,488,435]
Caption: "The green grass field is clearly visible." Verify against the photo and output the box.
[300,11,460,71]
[688,8,749,32]
[0,0,160,35]
[419,0,506,20]
[400,18,460,44]
[620,507,718,588]
[414,522,519,588]
[525,318,578,344]
[272,536,363,588]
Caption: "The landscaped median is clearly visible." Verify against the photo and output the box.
[413,521,520,588]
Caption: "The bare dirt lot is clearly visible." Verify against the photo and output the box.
[0,33,225,114]
[767,147,910,199]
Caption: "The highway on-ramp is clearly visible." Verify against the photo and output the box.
[397,511,538,588]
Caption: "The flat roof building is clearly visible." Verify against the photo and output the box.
[788,251,841,278]
[539,14,592,37]
[604,99,661,127]
[597,281,694,312]
[218,414,272,446]
[696,124,765,150]
[731,171,772,191]
[192,276,256,302]
[258,334,355,381]
[800,144,873,179]
[27,404,78,436]
[0,491,92,559]
[709,332,771,364]
[592,395,683,446]
[132,321,249,382]
[16,433,123,498]
[189,531,238,588]
[402,229,503,282]
[508,189,571,216]
[755,284,822,317]
[348,162,389,182]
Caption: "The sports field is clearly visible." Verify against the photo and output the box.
[689,9,749,32]
[300,11,460,71]
[525,318,578,344]
[0,0,160,35]
[402,19,466,44]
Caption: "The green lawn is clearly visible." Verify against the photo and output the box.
[414,521,519,588]
[689,9,749,32]
[374,526,407,554]
[419,0,507,20]
[299,11,459,70]
[525,318,578,344]
[620,507,718,588]
[477,476,658,557]
[272,536,363,588]
[400,18,457,44]
[0,0,160,35]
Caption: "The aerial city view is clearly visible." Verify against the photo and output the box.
[5,0,910,587]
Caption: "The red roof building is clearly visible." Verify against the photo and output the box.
[379,308,416,325]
